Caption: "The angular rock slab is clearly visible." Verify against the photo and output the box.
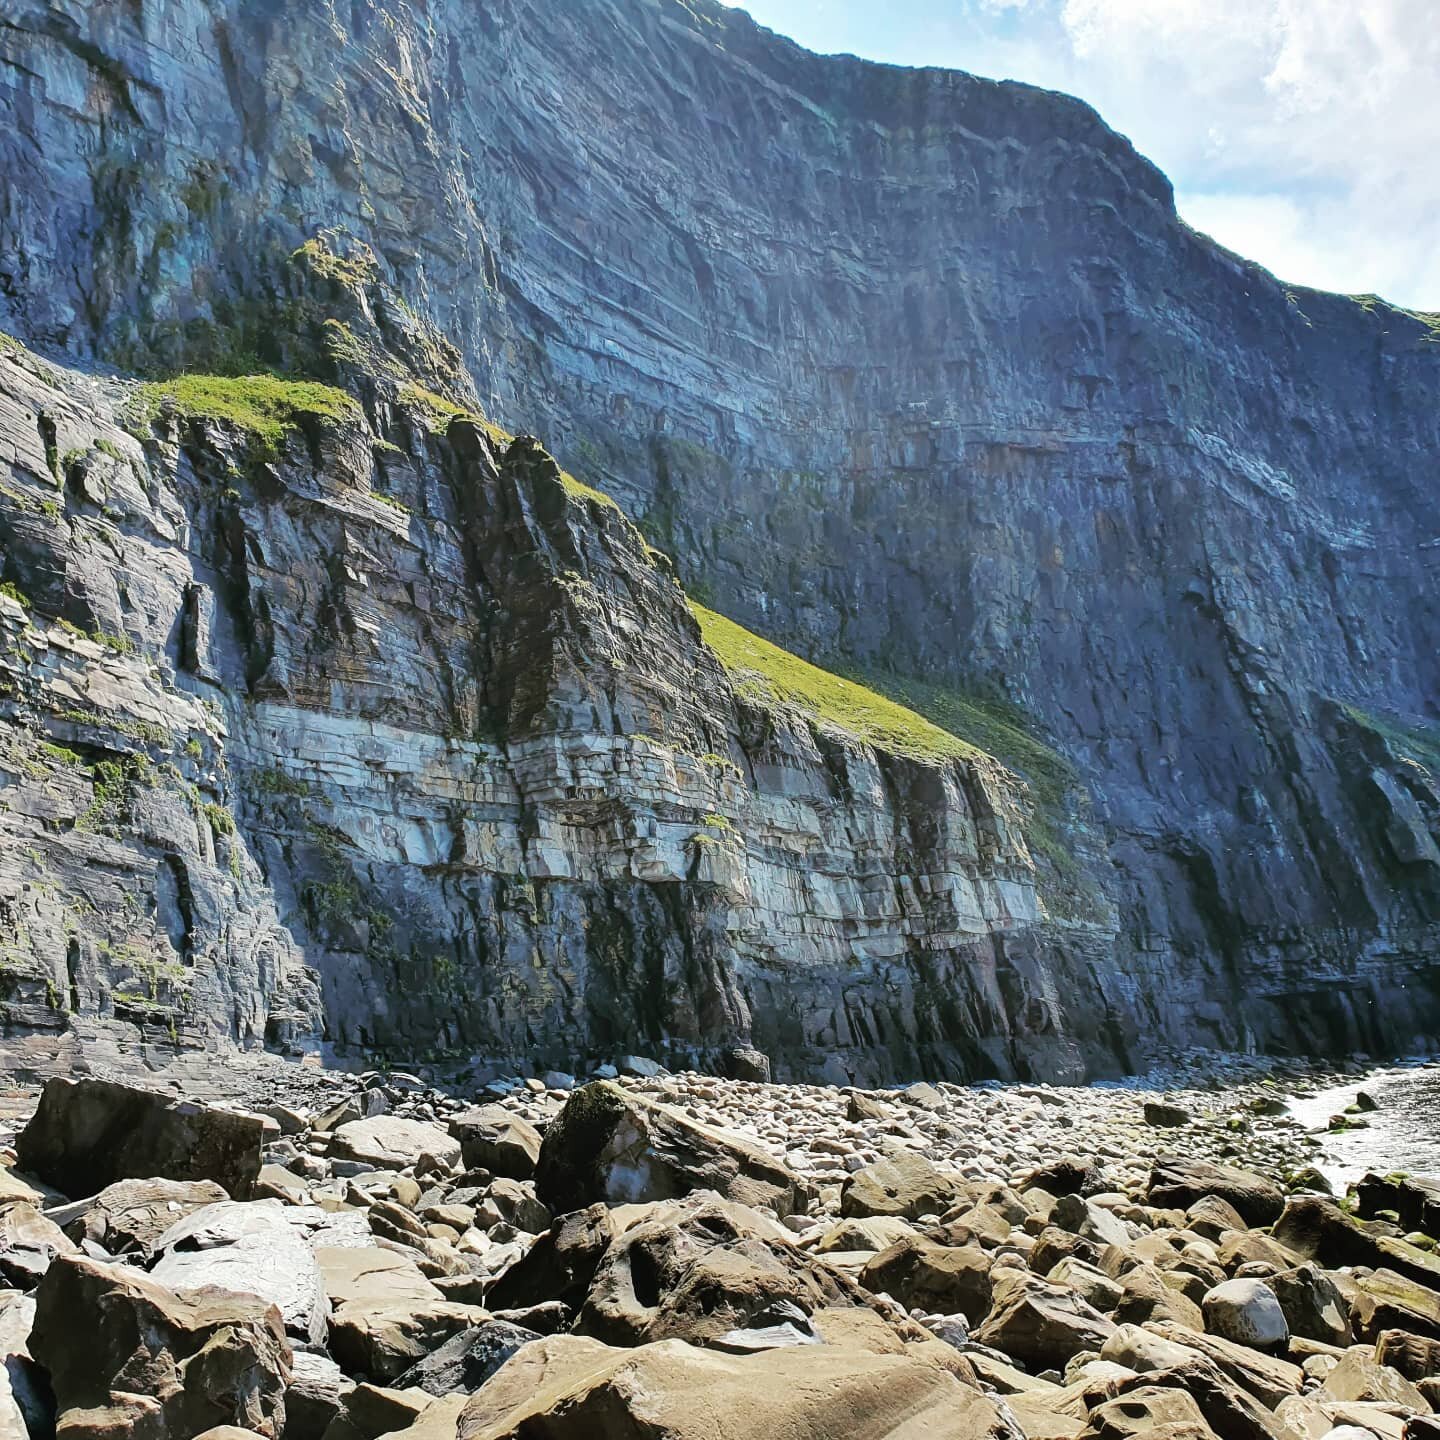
[31,1254,292,1440]
[151,1200,328,1346]
[17,1077,263,1200]
[535,1082,810,1219]
[457,1333,1016,1439]
[330,1118,461,1173]
[448,1107,541,1179]
[1146,1158,1284,1228]
[315,1246,483,1382]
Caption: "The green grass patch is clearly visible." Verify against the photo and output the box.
[398,382,481,434]
[127,374,360,450]
[558,467,620,512]
[38,742,83,768]
[1343,704,1440,774]
[689,602,988,765]
[0,581,29,609]
[842,668,1076,813]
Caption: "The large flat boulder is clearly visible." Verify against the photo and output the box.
[31,1254,292,1440]
[1146,1158,1284,1228]
[330,1118,461,1173]
[840,1152,967,1222]
[456,1333,1016,1439]
[150,1200,328,1346]
[16,1078,264,1200]
[316,1245,483,1381]
[535,1082,810,1219]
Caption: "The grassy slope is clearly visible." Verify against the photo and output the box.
[689,600,994,766]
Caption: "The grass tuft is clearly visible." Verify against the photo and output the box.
[127,374,360,450]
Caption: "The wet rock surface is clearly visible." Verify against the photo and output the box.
[0,1054,1433,1437]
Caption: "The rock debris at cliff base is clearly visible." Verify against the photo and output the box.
[0,1052,1438,1437]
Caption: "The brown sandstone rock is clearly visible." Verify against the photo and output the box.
[860,1234,994,1322]
[456,1333,1015,1439]
[31,1254,291,1440]
[535,1082,809,1219]
[840,1151,967,1222]
[1147,1159,1284,1228]
[17,1078,264,1200]
[447,1108,541,1179]
[315,1246,483,1382]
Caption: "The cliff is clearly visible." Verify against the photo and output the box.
[2,0,1439,1076]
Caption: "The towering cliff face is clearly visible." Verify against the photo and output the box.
[2,0,1439,1074]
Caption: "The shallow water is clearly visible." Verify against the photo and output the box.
[1287,1060,1440,1190]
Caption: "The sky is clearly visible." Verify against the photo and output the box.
[726,0,1439,312]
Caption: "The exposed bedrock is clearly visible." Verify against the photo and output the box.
[1,0,1440,1072]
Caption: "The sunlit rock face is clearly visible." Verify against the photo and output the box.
[2,0,1440,1074]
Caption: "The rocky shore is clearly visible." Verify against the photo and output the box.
[0,1045,1436,1438]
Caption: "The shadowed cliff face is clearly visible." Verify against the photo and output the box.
[2,0,1440,1071]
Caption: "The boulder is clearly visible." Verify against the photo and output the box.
[0,1291,50,1440]
[447,1108,541,1180]
[1113,1262,1206,1331]
[840,1152,966,1222]
[1202,1279,1289,1349]
[1022,1156,1106,1198]
[31,1254,291,1439]
[485,1203,619,1313]
[1104,1359,1286,1440]
[1147,1320,1303,1409]
[1147,1159,1284,1228]
[1320,1351,1431,1412]
[16,1078,264,1200]
[1375,1328,1440,1384]
[812,1216,917,1255]
[55,1177,232,1254]
[0,1201,79,1287]
[1273,1198,1440,1294]
[859,1235,994,1323]
[1053,1193,1131,1250]
[535,1082,809,1219]
[150,1201,328,1346]
[1144,1103,1193,1129]
[1355,1173,1440,1235]
[1186,1196,1250,1243]
[974,1269,1117,1368]
[316,1245,484,1381]
[1270,1264,1352,1347]
[284,1351,354,1440]
[1082,1384,1211,1437]
[575,1192,860,1347]
[455,1333,1016,1439]
[392,1320,542,1396]
[330,1118,461,1173]
[1350,1267,1440,1342]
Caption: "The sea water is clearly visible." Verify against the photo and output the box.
[1287,1059,1440,1190]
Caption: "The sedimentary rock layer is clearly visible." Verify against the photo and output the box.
[2,0,1440,1069]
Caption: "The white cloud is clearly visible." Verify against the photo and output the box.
[730,0,1440,308]
[1046,0,1440,306]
